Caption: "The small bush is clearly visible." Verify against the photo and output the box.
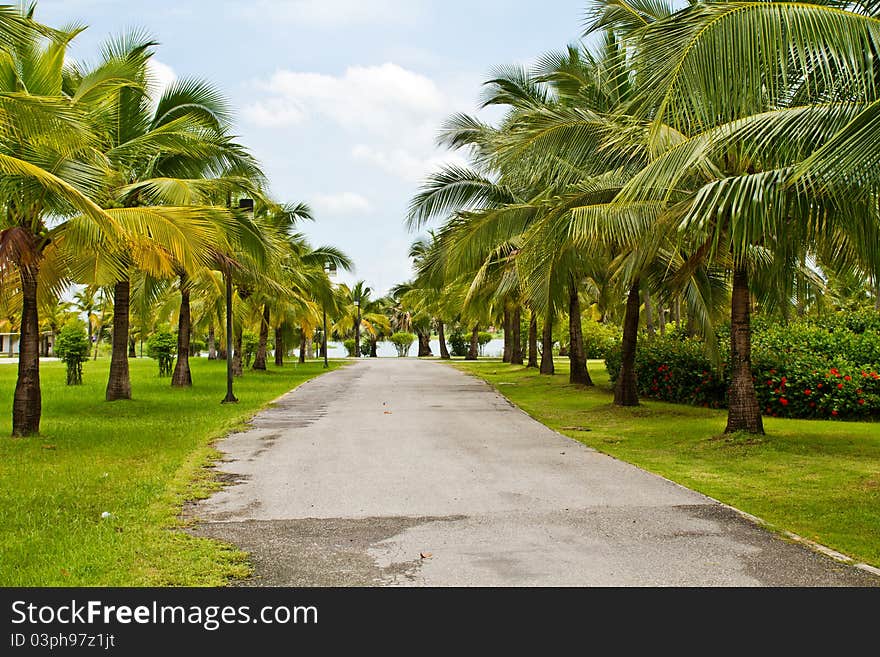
[343,339,358,357]
[449,329,468,357]
[582,321,621,359]
[242,330,258,368]
[389,332,416,357]
[189,338,205,357]
[147,329,177,377]
[54,321,91,385]
[477,331,493,356]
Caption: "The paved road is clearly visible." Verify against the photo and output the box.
[194,359,876,586]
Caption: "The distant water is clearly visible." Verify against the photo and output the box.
[326,338,505,359]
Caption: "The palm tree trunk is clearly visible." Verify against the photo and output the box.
[502,309,512,363]
[253,304,270,370]
[527,310,538,368]
[659,308,666,336]
[614,282,641,406]
[437,320,451,359]
[208,325,217,360]
[418,331,432,357]
[274,327,284,366]
[106,279,132,401]
[12,263,41,436]
[299,330,306,364]
[466,324,479,360]
[232,327,243,377]
[171,279,192,387]
[370,337,378,357]
[568,278,592,385]
[128,337,136,358]
[644,290,655,337]
[725,266,764,434]
[540,314,554,375]
[511,307,523,365]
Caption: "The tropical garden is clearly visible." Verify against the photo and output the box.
[3,0,880,582]
[400,0,880,431]
[389,0,880,568]
[0,4,376,584]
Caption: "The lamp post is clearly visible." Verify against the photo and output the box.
[353,298,361,359]
[323,262,336,368]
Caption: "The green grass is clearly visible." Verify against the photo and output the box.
[453,359,880,567]
[0,357,343,586]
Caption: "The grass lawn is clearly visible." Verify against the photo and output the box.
[453,359,880,568]
[0,357,343,586]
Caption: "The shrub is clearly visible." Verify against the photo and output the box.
[147,329,176,377]
[477,331,493,356]
[360,337,372,357]
[389,332,416,357]
[242,330,259,367]
[449,329,468,357]
[189,338,205,357]
[605,313,880,420]
[343,339,358,357]
[582,321,621,359]
[54,321,91,385]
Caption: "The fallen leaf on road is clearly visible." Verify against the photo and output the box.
[384,411,392,415]
[420,552,432,559]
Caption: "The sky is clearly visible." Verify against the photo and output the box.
[36,0,589,294]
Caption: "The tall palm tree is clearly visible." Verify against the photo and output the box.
[0,15,126,435]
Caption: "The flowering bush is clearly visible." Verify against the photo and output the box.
[605,311,880,420]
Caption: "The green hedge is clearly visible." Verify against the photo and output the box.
[605,311,880,420]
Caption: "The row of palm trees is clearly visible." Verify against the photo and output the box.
[398,0,880,435]
[0,7,353,435]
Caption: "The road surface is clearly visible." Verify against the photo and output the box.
[194,358,876,586]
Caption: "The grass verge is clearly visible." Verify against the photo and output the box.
[453,359,880,568]
[0,357,342,586]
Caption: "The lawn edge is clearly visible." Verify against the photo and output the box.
[448,360,880,582]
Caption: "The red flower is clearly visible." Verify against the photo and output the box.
[779,398,789,406]
[832,410,839,416]
[844,375,852,381]
[781,376,787,385]
[838,383,844,390]
[770,369,777,374]
[858,399,866,405]
[804,389,811,396]
[857,389,863,395]
[809,402,816,408]
[830,368,840,376]
[766,380,773,386]
[818,383,823,389]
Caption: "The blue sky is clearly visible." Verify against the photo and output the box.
[37,0,589,293]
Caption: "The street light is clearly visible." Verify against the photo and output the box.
[353,298,361,359]
[323,262,337,369]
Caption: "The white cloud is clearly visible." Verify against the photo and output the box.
[147,59,177,98]
[311,192,372,215]
[244,63,446,131]
[244,62,472,182]
[351,145,468,183]
[231,0,426,28]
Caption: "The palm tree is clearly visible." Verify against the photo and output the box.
[0,16,126,435]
